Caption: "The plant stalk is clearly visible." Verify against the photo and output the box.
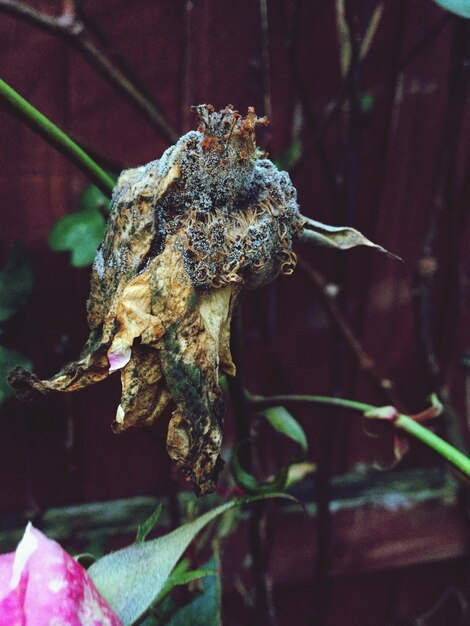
[0,77,115,195]
[248,392,470,479]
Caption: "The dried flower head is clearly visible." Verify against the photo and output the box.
[9,105,396,495]
[9,105,303,495]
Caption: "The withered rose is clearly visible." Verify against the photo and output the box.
[9,105,394,495]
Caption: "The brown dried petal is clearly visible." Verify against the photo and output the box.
[8,334,110,399]
[113,344,171,433]
[161,286,238,495]
[9,106,302,496]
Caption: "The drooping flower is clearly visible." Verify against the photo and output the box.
[9,105,394,495]
[0,523,122,625]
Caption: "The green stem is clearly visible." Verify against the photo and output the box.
[395,414,470,479]
[0,78,115,196]
[248,391,470,480]
[248,391,374,414]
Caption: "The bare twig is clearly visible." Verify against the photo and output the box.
[298,259,403,407]
[398,13,451,72]
[413,17,470,456]
[277,0,337,190]
[227,315,278,626]
[259,0,272,122]
[0,0,179,143]
[181,0,194,132]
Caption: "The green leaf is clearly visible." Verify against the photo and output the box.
[0,346,31,404]
[231,450,289,495]
[359,92,375,115]
[0,242,33,322]
[261,406,308,454]
[78,184,112,214]
[285,461,316,488]
[88,495,287,625]
[433,0,470,18]
[218,375,228,394]
[136,503,163,543]
[49,206,106,267]
[166,553,221,626]
[156,568,217,607]
[273,139,302,172]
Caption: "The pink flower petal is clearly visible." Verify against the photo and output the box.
[0,525,122,626]
[107,348,131,373]
[0,553,15,601]
[0,553,27,626]
[11,522,37,589]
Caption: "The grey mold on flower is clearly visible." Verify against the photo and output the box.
[8,104,398,495]
[112,104,303,291]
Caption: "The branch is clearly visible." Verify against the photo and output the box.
[413,18,470,456]
[0,0,179,144]
[0,77,115,195]
[259,0,272,122]
[247,391,470,480]
[298,260,402,406]
[227,317,278,626]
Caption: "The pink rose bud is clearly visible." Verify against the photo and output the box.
[0,523,122,625]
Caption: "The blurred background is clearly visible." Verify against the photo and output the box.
[0,1,470,624]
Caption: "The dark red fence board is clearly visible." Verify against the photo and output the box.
[0,1,469,623]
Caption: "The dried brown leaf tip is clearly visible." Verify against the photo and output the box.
[9,105,303,495]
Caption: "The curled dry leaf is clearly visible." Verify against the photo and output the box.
[299,216,402,261]
[8,105,395,495]
[364,399,442,466]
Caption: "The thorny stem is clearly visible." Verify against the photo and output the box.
[0,0,178,143]
[0,77,115,195]
[0,77,115,194]
[247,391,470,479]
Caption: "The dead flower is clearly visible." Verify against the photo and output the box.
[9,104,395,495]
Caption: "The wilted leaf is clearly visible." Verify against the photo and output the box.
[49,206,106,267]
[433,0,470,17]
[166,552,221,626]
[393,434,409,464]
[260,406,308,453]
[0,346,31,404]
[88,495,287,626]
[299,216,403,261]
[0,242,33,323]
[135,503,163,543]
